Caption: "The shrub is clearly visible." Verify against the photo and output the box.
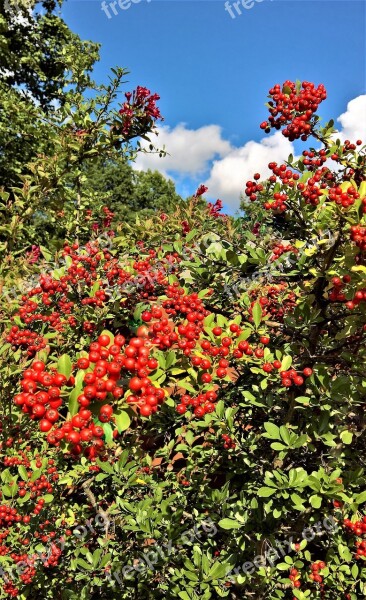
[0,80,366,600]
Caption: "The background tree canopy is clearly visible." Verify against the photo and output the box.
[0,0,183,250]
[84,158,183,225]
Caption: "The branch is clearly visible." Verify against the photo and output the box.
[81,477,110,540]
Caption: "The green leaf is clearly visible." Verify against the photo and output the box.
[257,487,276,497]
[114,410,131,433]
[102,423,113,445]
[218,518,242,530]
[185,229,198,243]
[252,302,262,329]
[280,355,292,371]
[340,430,353,445]
[165,351,176,369]
[355,490,366,504]
[18,466,28,481]
[309,495,322,509]
[291,493,306,510]
[271,442,286,451]
[279,426,291,445]
[178,593,191,600]
[351,563,359,579]
[40,245,52,261]
[207,561,230,580]
[68,370,84,417]
[77,558,93,571]
[57,354,72,380]
[263,422,281,440]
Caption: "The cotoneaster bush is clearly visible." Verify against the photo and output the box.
[0,81,366,600]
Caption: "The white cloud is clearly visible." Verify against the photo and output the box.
[204,132,294,210]
[134,123,232,176]
[334,95,366,143]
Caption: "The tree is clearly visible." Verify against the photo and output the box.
[0,0,100,188]
[84,158,183,225]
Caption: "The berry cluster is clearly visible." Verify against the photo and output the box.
[249,284,297,322]
[267,162,300,186]
[3,582,18,598]
[302,148,328,169]
[289,567,301,588]
[0,506,21,527]
[297,169,328,206]
[329,275,366,310]
[260,80,327,141]
[221,434,236,450]
[308,561,326,584]
[350,225,366,250]
[13,330,170,456]
[14,362,68,433]
[244,175,264,202]
[176,390,218,417]
[270,242,298,262]
[343,516,366,537]
[328,185,360,209]
[264,191,289,213]
[280,367,312,387]
[5,326,46,357]
[18,474,53,500]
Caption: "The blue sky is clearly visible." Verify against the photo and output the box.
[61,0,366,212]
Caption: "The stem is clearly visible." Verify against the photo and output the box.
[81,478,110,541]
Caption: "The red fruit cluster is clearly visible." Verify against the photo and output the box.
[355,539,366,559]
[0,506,21,527]
[221,434,236,450]
[309,561,326,583]
[5,326,46,357]
[249,284,297,322]
[267,162,300,187]
[3,582,18,597]
[176,390,217,417]
[270,242,298,262]
[350,225,366,249]
[244,178,264,203]
[18,474,53,500]
[297,169,328,206]
[280,367,312,387]
[302,148,327,170]
[3,450,30,467]
[14,362,67,433]
[328,185,360,209]
[289,567,301,588]
[329,275,366,310]
[264,191,288,213]
[343,516,366,537]
[260,80,327,141]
